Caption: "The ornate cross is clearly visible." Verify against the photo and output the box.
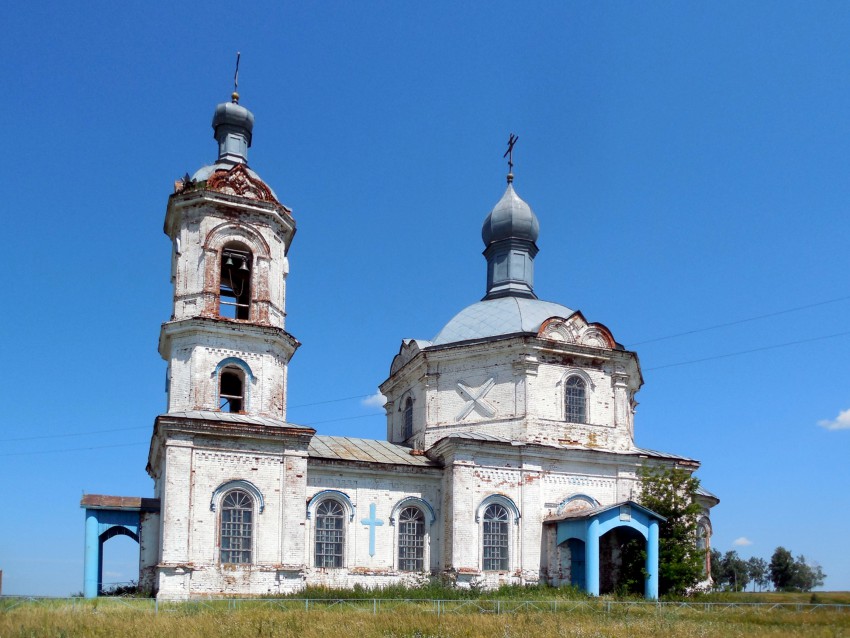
[360,503,384,557]
[504,133,519,175]
[456,378,497,421]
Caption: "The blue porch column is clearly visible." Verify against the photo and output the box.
[83,510,100,598]
[645,518,659,600]
[585,518,600,596]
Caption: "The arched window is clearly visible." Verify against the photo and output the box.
[565,376,587,424]
[402,397,413,441]
[397,507,425,571]
[220,490,253,564]
[315,500,345,568]
[219,244,252,320]
[219,366,245,412]
[482,504,510,571]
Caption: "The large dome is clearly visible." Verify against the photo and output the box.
[432,296,574,346]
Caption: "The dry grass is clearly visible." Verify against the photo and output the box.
[2,601,849,638]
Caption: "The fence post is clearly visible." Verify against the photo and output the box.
[155,598,158,615]
[374,599,377,615]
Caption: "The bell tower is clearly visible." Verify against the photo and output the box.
[146,90,314,599]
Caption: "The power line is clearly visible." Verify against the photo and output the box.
[1,425,148,443]
[628,294,850,347]
[645,330,850,371]
[302,413,384,426]
[289,393,375,409]
[0,441,149,458]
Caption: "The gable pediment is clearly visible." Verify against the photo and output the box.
[537,312,615,349]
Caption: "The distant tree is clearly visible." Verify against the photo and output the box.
[791,555,826,592]
[747,556,769,592]
[637,466,705,596]
[770,547,797,591]
[709,548,723,589]
[719,551,750,592]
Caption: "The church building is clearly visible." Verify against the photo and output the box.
[81,91,717,601]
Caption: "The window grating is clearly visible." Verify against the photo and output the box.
[220,490,252,564]
[565,376,587,424]
[482,504,509,571]
[315,500,345,568]
[402,398,413,441]
[398,507,425,571]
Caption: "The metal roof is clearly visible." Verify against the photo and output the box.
[696,486,719,501]
[308,435,439,467]
[431,297,575,346]
[162,410,312,429]
[544,500,666,523]
[631,446,698,463]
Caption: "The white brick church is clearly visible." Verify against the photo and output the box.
[81,92,717,601]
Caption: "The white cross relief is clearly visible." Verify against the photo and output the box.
[456,378,497,421]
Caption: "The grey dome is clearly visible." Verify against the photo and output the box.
[481,183,540,246]
[432,297,574,346]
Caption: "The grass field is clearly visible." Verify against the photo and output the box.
[2,592,849,638]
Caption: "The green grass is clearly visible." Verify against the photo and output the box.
[2,592,849,637]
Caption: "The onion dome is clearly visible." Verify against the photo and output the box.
[212,93,254,164]
[481,183,540,245]
[481,179,540,300]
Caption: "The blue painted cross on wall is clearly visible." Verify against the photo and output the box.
[360,503,384,557]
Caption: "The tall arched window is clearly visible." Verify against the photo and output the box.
[219,366,245,412]
[219,244,252,320]
[565,376,587,424]
[402,397,413,441]
[220,490,253,564]
[397,507,425,571]
[315,500,345,568]
[482,504,509,571]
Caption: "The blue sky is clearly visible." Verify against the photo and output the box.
[1,2,848,595]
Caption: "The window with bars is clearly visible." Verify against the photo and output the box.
[219,366,245,413]
[402,397,413,441]
[315,500,345,568]
[397,507,425,571]
[220,490,252,564]
[482,504,509,571]
[565,376,587,424]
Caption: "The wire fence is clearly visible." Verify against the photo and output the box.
[2,596,849,616]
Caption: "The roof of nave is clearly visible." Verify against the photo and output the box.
[431,296,576,346]
[430,433,699,465]
[162,410,313,429]
[308,435,439,467]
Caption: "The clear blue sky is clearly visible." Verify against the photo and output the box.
[1,2,848,595]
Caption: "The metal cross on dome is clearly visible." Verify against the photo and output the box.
[456,378,497,421]
[504,133,519,175]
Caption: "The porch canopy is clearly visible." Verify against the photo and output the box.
[80,494,160,598]
[545,500,665,600]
